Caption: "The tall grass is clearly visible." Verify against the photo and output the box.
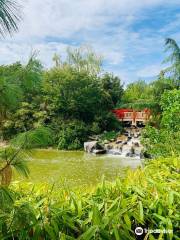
[0,157,179,239]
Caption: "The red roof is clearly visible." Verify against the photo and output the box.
[112,109,132,119]
[112,108,150,119]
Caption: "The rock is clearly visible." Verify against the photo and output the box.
[131,147,135,155]
[134,142,139,147]
[84,141,97,153]
[92,149,106,154]
[143,151,152,159]
[118,146,123,151]
[126,152,134,157]
[84,141,106,154]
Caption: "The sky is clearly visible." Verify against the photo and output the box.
[0,0,180,84]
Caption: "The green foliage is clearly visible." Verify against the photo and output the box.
[57,120,89,150]
[142,89,180,157]
[0,157,179,239]
[160,89,180,131]
[2,101,48,140]
[19,54,43,98]
[66,45,103,75]
[142,126,180,157]
[100,131,119,142]
[0,63,23,127]
[0,47,123,147]
[121,68,177,115]
[11,127,54,149]
[101,73,123,106]
[93,112,122,133]
[164,38,180,88]
[120,80,154,109]
[43,68,113,123]
[0,146,29,186]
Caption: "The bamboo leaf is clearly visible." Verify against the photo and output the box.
[92,204,101,225]
[124,214,131,229]
[78,226,97,240]
[139,201,144,222]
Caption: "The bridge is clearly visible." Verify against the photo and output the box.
[112,108,151,126]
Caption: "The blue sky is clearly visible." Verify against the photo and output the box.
[0,0,180,84]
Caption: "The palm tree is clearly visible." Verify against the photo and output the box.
[164,38,180,88]
[0,0,21,36]
[0,145,29,186]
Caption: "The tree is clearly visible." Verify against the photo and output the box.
[164,38,180,88]
[101,73,123,106]
[0,63,22,127]
[120,80,154,110]
[66,45,103,75]
[11,53,43,100]
[0,56,43,139]
[0,146,29,186]
[43,67,112,123]
[142,89,180,157]
[160,89,180,131]
[0,0,21,36]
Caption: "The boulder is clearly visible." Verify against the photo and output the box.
[105,144,113,150]
[84,141,106,154]
[93,149,106,154]
[134,142,140,147]
[84,141,97,153]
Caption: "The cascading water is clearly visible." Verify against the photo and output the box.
[105,127,143,159]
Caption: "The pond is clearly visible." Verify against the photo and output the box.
[17,150,141,189]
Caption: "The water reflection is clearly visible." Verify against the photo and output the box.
[21,150,141,188]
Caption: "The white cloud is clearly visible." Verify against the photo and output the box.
[0,0,180,82]
[136,64,163,78]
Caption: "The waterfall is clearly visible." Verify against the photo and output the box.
[105,127,143,159]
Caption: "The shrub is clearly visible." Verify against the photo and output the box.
[141,126,180,157]
[93,112,122,133]
[57,120,89,150]
[100,131,119,142]
[160,89,180,131]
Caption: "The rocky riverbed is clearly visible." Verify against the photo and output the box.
[84,127,144,158]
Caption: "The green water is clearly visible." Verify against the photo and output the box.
[19,150,141,188]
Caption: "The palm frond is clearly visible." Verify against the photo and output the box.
[11,127,54,149]
[164,38,180,87]
[0,0,21,36]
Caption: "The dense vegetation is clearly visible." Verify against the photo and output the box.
[0,157,179,239]
[1,39,180,151]
[0,48,123,150]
